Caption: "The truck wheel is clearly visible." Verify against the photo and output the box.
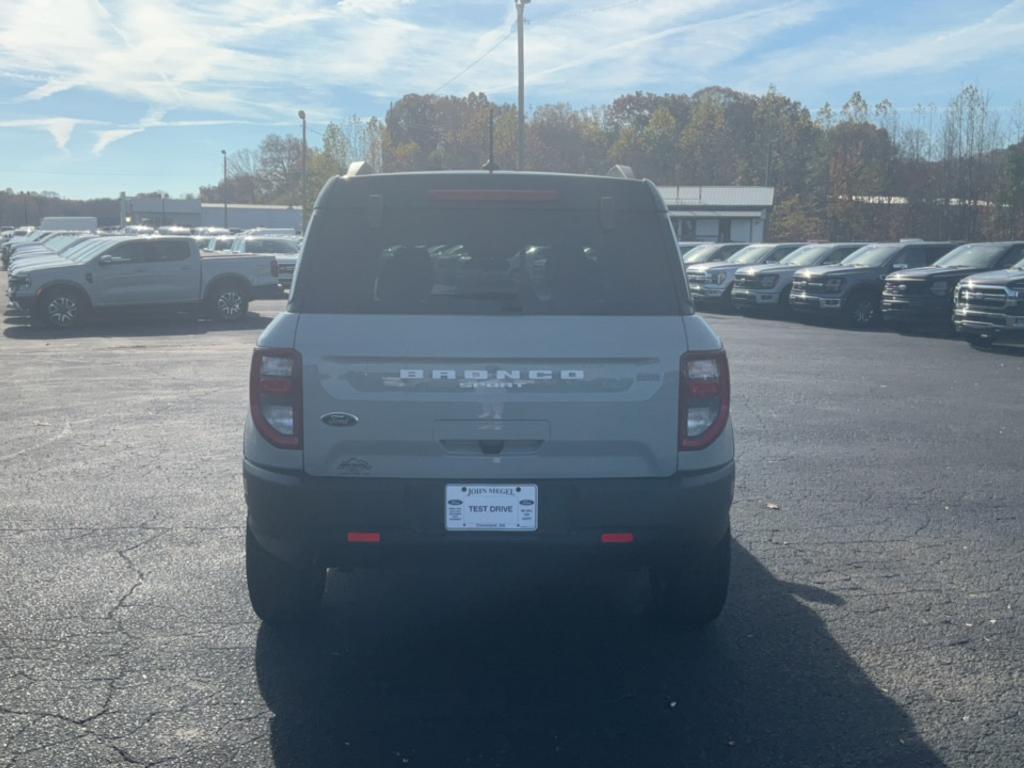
[208,282,249,322]
[34,287,86,330]
[650,530,731,628]
[246,528,325,623]
[846,292,879,328]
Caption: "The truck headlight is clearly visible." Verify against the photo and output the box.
[824,277,844,293]
[1008,287,1024,299]
[930,281,948,296]
[712,271,727,285]
[759,275,779,289]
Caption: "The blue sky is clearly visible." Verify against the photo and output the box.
[1,0,1022,199]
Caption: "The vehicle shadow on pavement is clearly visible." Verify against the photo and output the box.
[254,543,945,768]
[2,312,270,339]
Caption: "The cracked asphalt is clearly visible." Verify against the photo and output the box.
[1,275,1022,767]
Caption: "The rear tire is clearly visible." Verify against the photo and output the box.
[650,530,731,628]
[207,281,249,322]
[246,528,325,624]
[33,287,87,330]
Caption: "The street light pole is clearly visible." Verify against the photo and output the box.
[516,0,530,171]
[221,149,228,228]
[298,110,307,231]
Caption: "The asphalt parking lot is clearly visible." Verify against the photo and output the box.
[1,276,1022,768]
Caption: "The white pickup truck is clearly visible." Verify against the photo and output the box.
[7,235,282,330]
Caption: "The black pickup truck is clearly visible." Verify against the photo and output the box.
[791,241,958,328]
[882,242,1024,331]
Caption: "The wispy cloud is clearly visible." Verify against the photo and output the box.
[90,109,274,154]
[0,117,101,150]
[742,0,1024,90]
[0,0,828,121]
[1,0,1020,160]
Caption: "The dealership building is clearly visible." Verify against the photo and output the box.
[121,196,302,232]
[657,186,775,243]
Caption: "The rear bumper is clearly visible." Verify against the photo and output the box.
[249,283,286,300]
[244,460,734,570]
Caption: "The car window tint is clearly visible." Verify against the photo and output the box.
[899,247,934,268]
[823,248,851,264]
[149,240,188,262]
[106,242,146,263]
[294,208,680,316]
[998,245,1024,267]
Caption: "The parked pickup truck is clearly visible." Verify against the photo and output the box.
[686,242,804,309]
[733,242,866,314]
[790,241,958,327]
[952,257,1024,347]
[882,242,1024,331]
[7,235,281,330]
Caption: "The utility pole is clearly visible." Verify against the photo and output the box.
[298,110,307,232]
[516,0,530,171]
[221,149,228,228]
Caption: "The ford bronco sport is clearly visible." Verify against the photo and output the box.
[243,165,735,627]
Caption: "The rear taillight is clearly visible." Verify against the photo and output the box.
[270,258,279,278]
[679,351,730,451]
[250,348,302,449]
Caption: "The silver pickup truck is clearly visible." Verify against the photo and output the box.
[7,235,281,329]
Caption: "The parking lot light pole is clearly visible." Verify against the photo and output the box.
[221,149,228,228]
[298,110,307,231]
[516,0,530,171]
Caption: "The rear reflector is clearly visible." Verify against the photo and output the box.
[601,533,634,544]
[427,189,559,203]
[347,532,381,543]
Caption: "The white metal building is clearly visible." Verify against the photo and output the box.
[121,196,301,232]
[657,186,775,243]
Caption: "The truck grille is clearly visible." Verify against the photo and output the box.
[959,286,1008,309]
[734,274,759,289]
[884,280,927,297]
[686,271,706,284]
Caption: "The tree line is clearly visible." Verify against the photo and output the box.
[4,85,1023,240]
[177,84,1024,241]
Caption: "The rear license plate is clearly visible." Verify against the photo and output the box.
[445,484,538,532]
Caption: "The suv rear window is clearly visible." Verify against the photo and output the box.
[293,207,681,316]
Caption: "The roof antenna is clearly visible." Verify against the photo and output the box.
[482,107,499,172]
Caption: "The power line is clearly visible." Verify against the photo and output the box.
[431,24,516,95]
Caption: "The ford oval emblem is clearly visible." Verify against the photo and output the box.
[321,412,359,428]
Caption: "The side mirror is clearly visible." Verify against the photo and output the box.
[98,254,114,265]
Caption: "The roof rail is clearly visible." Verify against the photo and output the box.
[344,160,375,178]
[607,164,636,179]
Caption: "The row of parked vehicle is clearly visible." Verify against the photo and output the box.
[680,240,1024,349]
[2,226,302,330]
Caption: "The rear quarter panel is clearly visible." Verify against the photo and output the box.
[200,253,278,293]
